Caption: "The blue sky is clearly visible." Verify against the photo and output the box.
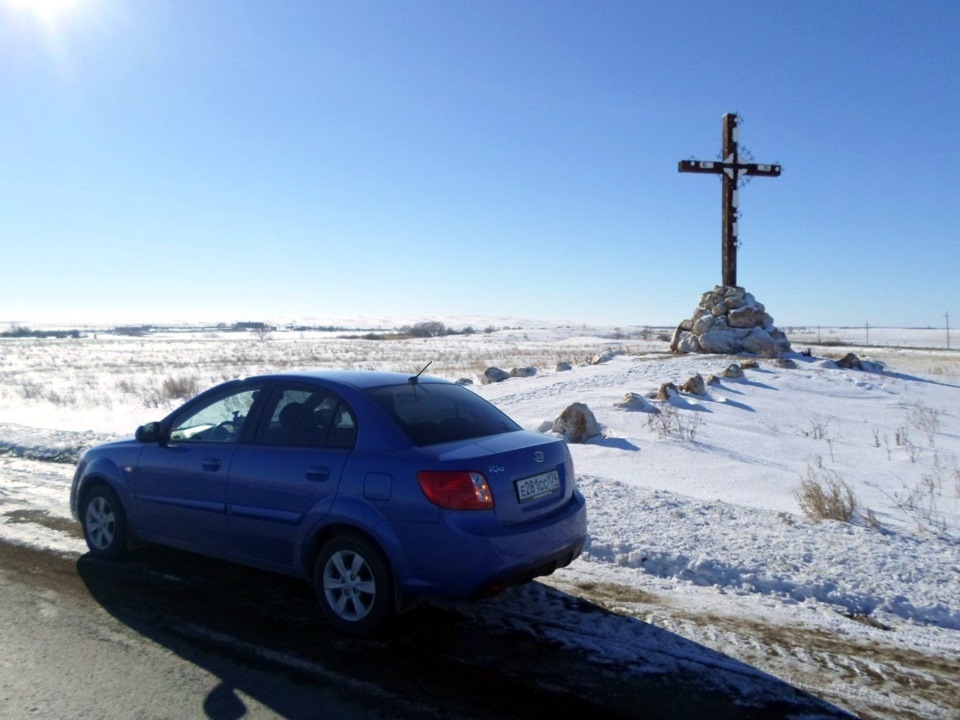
[2,0,958,328]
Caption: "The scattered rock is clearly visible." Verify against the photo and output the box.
[615,392,660,413]
[681,374,706,395]
[830,354,883,373]
[481,367,511,385]
[556,361,573,372]
[552,403,602,443]
[657,382,680,401]
[510,366,537,378]
[740,359,760,370]
[455,378,473,386]
[836,353,863,370]
[723,364,744,379]
[775,358,797,369]
[706,374,721,385]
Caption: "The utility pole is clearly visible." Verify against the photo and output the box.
[947,311,951,350]
[865,321,870,346]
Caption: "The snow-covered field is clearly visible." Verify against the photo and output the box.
[1,324,958,719]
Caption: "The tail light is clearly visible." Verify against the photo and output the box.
[417,471,494,510]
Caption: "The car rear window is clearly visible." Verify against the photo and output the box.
[365,382,521,446]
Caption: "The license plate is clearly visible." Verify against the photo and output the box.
[515,470,561,503]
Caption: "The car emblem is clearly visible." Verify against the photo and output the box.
[534,452,545,463]
[488,465,505,474]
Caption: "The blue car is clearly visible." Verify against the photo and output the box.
[70,370,587,635]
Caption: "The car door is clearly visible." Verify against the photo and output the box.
[134,385,262,551]
[227,383,357,570]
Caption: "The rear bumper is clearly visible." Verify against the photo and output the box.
[474,536,585,597]
[394,489,587,602]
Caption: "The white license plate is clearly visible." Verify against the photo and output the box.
[515,470,561,503]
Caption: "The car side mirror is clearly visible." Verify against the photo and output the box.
[135,421,161,443]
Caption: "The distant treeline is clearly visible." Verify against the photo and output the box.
[288,325,347,332]
[342,321,497,341]
[1,326,82,339]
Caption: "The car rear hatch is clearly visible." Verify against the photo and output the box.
[432,431,575,526]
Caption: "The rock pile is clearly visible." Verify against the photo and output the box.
[670,286,791,357]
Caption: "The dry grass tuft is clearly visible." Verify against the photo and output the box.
[796,464,859,523]
[161,375,201,401]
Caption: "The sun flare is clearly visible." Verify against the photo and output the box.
[7,0,80,25]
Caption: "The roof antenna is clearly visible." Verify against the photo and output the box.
[408,361,433,384]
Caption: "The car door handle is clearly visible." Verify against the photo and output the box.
[202,458,222,472]
[306,467,330,482]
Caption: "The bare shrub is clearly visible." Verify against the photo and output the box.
[161,375,201,401]
[799,414,832,440]
[17,379,45,400]
[647,404,703,441]
[909,401,943,435]
[795,463,859,523]
[886,451,958,536]
[864,508,884,531]
[115,379,139,395]
[45,390,67,406]
[895,425,909,447]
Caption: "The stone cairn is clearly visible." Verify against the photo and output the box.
[670,286,791,357]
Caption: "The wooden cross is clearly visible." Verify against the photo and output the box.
[678,113,781,288]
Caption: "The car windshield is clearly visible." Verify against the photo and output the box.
[365,382,521,446]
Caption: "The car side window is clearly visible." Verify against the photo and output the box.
[169,388,260,443]
[253,386,357,450]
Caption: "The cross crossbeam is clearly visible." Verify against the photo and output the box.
[678,113,780,288]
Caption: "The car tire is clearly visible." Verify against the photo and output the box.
[81,484,128,559]
[314,535,393,636]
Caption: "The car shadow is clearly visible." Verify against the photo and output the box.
[76,546,856,720]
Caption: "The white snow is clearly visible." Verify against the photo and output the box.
[1,324,958,718]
